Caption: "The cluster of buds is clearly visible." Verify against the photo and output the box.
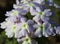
[0,0,60,44]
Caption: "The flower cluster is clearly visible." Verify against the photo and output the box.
[0,0,60,44]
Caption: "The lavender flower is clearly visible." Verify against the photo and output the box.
[54,3,60,8]
[47,0,54,6]
[42,22,56,37]
[19,19,35,33]
[0,17,15,29]
[13,4,29,15]
[33,9,52,24]
[34,22,56,37]
[0,14,27,38]
[54,26,60,34]
[5,23,21,38]
[5,9,20,17]
[17,35,38,44]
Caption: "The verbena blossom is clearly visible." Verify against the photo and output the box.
[34,22,56,37]
[54,3,60,8]
[0,0,60,44]
[33,9,52,25]
[54,26,60,34]
[5,9,20,17]
[47,0,60,8]
[17,35,38,44]
[47,0,54,6]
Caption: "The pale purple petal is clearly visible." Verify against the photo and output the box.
[34,28,42,37]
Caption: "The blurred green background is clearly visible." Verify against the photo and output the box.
[0,0,60,44]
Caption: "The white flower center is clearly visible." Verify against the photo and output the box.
[12,10,19,16]
[12,24,17,31]
[29,3,34,7]
[39,12,44,15]
[22,23,28,29]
